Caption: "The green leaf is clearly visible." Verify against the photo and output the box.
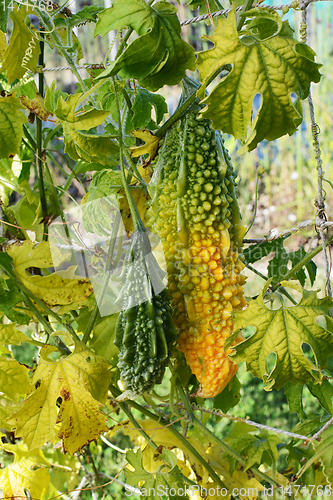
[243,240,284,265]
[89,313,119,362]
[44,81,69,115]
[0,5,40,83]
[54,94,110,128]
[230,282,333,390]
[0,95,28,158]
[213,375,241,413]
[94,0,196,91]
[243,239,318,287]
[125,88,167,132]
[55,5,104,27]
[289,246,317,287]
[50,93,118,164]
[187,0,226,26]
[243,434,281,471]
[0,252,14,276]
[0,1,12,32]
[284,382,307,420]
[313,425,333,483]
[267,239,289,283]
[292,414,330,437]
[187,0,224,15]
[62,122,118,164]
[125,448,188,499]
[196,8,322,151]
[307,380,333,415]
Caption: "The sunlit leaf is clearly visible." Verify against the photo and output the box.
[6,240,93,307]
[49,92,118,164]
[130,129,160,161]
[0,323,31,346]
[7,345,111,453]
[0,95,28,158]
[0,443,51,500]
[196,9,322,151]
[0,5,40,83]
[229,282,333,390]
[94,0,196,91]
[0,355,31,400]
[0,29,6,60]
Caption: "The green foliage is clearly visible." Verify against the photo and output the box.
[94,0,196,91]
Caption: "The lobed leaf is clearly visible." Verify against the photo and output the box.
[0,355,31,400]
[7,346,111,453]
[196,9,322,151]
[230,282,333,390]
[6,240,93,307]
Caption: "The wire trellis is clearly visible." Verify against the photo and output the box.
[37,0,330,72]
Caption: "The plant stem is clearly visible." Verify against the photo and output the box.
[20,292,70,355]
[44,124,62,148]
[36,32,48,239]
[0,265,80,344]
[37,9,88,92]
[112,78,145,232]
[236,0,254,31]
[123,147,147,187]
[193,416,279,486]
[245,169,261,236]
[109,384,228,490]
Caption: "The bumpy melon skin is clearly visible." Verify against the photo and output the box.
[147,106,247,398]
[114,233,177,399]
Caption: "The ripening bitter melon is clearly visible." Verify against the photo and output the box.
[147,77,247,398]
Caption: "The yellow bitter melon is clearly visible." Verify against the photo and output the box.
[147,78,247,398]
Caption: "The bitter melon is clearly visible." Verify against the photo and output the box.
[147,77,247,398]
[114,230,177,399]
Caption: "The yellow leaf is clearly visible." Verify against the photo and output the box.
[0,30,6,61]
[129,129,160,161]
[118,185,150,235]
[0,6,40,82]
[0,355,31,400]
[6,240,93,307]
[0,323,31,346]
[131,164,153,185]
[0,443,51,500]
[108,419,210,482]
[7,346,112,453]
[20,93,52,121]
[0,397,21,431]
